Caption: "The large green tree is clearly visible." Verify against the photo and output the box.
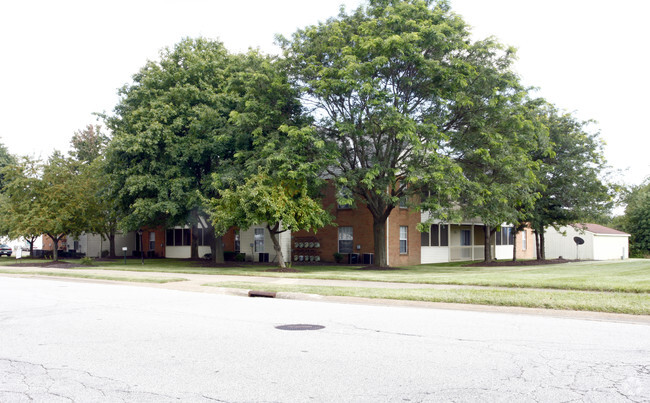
[529,105,612,259]
[105,38,301,262]
[281,0,526,266]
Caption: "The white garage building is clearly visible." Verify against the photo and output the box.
[544,223,630,260]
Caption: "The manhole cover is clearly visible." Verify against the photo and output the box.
[275,324,325,331]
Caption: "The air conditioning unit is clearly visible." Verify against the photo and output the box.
[258,252,269,262]
[362,253,374,265]
[348,253,360,264]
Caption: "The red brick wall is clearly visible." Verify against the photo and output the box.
[516,226,536,259]
[142,227,166,257]
[41,235,66,250]
[293,183,421,266]
[387,205,421,267]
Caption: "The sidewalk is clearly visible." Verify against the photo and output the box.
[2,266,649,325]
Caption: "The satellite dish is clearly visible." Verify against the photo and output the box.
[573,236,584,245]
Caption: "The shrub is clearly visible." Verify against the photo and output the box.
[333,252,343,263]
[80,256,94,266]
[235,253,245,262]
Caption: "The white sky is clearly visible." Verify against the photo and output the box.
[1,0,648,186]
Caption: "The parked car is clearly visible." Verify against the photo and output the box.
[0,244,12,257]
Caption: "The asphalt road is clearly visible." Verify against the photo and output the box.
[1,276,649,402]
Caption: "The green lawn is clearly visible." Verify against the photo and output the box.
[205,281,650,315]
[3,257,650,293]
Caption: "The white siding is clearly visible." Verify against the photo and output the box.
[593,235,629,260]
[495,245,514,260]
[421,247,449,264]
[239,225,290,263]
[544,226,594,260]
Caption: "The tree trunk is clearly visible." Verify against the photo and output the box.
[539,228,546,260]
[212,235,224,264]
[373,218,388,267]
[483,225,492,263]
[28,237,35,256]
[48,234,60,262]
[534,230,541,260]
[267,223,286,268]
[190,223,199,259]
[108,233,116,258]
[512,228,518,262]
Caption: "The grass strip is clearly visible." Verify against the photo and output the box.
[4,259,650,294]
[205,281,650,315]
[0,269,186,284]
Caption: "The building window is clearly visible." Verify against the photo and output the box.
[400,226,408,254]
[496,227,513,246]
[460,229,471,246]
[337,187,353,209]
[399,196,407,209]
[235,231,240,252]
[440,224,449,246]
[338,227,353,253]
[254,228,264,253]
[522,230,527,251]
[420,228,430,246]
[149,232,155,251]
[167,227,194,246]
[431,224,439,246]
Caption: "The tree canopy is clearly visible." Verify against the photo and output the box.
[1,154,98,261]
[621,181,650,256]
[281,0,531,265]
[528,105,612,259]
[105,38,305,262]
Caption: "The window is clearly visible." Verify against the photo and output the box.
[254,228,264,252]
[399,196,407,209]
[420,229,430,247]
[167,227,196,246]
[174,229,183,246]
[460,229,471,246]
[149,232,155,251]
[522,230,527,251]
[496,227,513,246]
[338,227,353,253]
[235,231,240,252]
[337,187,352,209]
[440,225,449,246]
[431,224,439,246]
[400,226,408,254]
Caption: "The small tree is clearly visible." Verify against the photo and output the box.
[210,127,332,268]
[2,154,96,261]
